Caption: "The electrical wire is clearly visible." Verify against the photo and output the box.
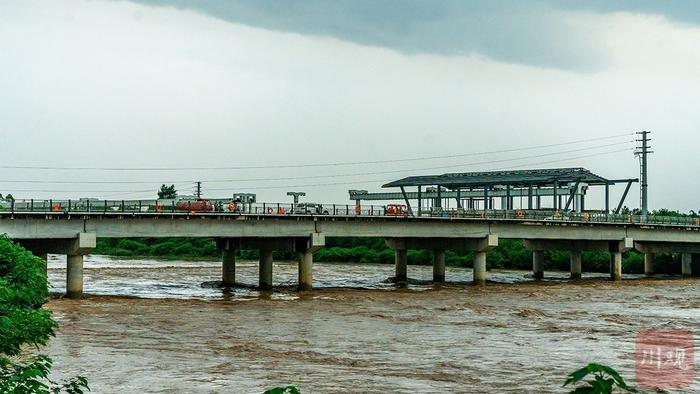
[0,133,633,171]
[4,147,633,195]
[0,140,633,185]
[205,147,634,191]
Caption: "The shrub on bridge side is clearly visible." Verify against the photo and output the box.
[0,235,89,393]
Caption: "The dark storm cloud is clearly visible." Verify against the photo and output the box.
[132,0,699,71]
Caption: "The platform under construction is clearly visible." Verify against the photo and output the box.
[350,167,638,216]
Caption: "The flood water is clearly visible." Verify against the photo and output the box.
[44,255,700,393]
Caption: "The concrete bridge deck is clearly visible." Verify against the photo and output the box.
[2,210,699,298]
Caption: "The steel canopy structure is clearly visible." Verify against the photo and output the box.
[350,167,638,216]
[383,168,610,188]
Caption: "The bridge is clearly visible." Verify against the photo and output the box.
[2,199,700,299]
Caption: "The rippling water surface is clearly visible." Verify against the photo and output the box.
[44,255,700,393]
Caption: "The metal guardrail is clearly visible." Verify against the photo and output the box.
[1,199,699,227]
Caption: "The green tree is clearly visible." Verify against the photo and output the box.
[4,193,14,202]
[564,363,636,393]
[0,235,89,393]
[157,184,177,199]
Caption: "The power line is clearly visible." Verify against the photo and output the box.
[0,133,633,171]
[0,140,633,185]
[4,147,633,195]
[205,147,634,191]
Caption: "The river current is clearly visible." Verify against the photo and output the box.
[44,255,700,393]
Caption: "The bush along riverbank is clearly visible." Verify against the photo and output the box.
[0,235,89,392]
[92,237,696,275]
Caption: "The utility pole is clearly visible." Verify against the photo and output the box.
[194,181,202,199]
[634,131,653,218]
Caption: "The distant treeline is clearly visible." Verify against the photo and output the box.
[93,237,696,274]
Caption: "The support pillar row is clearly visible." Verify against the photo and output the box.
[259,249,273,290]
[66,255,84,299]
[433,249,445,283]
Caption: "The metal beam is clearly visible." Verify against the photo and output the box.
[607,178,640,184]
[506,185,511,210]
[348,187,575,201]
[614,181,633,214]
[399,186,414,217]
[564,181,580,211]
[483,186,489,210]
[417,186,422,216]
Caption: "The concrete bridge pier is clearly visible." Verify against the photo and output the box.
[395,249,408,283]
[217,239,238,287]
[610,238,633,282]
[570,250,582,280]
[644,253,654,276]
[472,235,498,285]
[610,252,622,281]
[532,251,545,280]
[295,233,325,291]
[635,242,699,279]
[259,249,273,290]
[16,233,96,299]
[386,238,408,283]
[298,251,313,291]
[682,253,692,277]
[386,235,497,285]
[473,251,487,285]
[222,248,236,287]
[66,255,84,299]
[432,249,445,282]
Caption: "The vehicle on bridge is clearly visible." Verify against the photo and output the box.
[175,199,214,213]
[292,202,329,215]
[385,204,408,217]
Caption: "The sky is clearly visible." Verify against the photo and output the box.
[0,0,699,210]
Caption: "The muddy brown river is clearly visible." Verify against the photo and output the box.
[44,255,700,393]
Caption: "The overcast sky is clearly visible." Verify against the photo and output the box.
[1,0,699,210]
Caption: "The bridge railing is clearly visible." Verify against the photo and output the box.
[1,199,699,227]
[0,199,390,217]
[419,208,700,226]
